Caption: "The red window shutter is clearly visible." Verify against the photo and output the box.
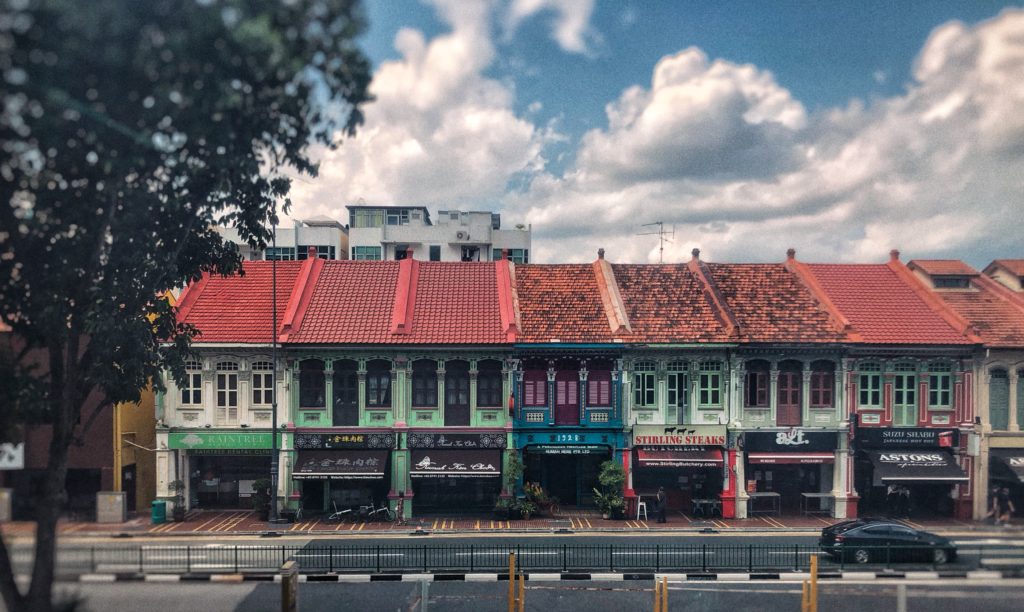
[568,381,577,405]
[524,381,535,406]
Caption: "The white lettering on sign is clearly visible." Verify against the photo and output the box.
[0,443,24,470]
[775,430,810,446]
[1008,457,1024,467]
[879,453,943,462]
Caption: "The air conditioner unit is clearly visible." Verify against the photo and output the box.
[456,231,468,240]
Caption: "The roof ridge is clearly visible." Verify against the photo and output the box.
[688,258,738,338]
[886,258,982,342]
[785,255,860,341]
[593,257,633,334]
[390,256,419,335]
[279,255,325,342]
[495,258,519,341]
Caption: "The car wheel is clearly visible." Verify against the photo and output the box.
[853,549,871,564]
[932,548,949,565]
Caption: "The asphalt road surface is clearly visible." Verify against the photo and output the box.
[5,579,1022,612]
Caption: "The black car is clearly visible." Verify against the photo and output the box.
[819,518,957,564]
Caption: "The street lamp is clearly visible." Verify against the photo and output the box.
[269,223,280,528]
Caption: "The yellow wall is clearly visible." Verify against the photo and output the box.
[114,386,157,514]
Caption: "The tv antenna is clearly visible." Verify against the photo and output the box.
[638,221,675,263]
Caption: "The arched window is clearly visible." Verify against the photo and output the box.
[299,359,325,408]
[366,359,392,407]
[744,360,770,407]
[810,360,835,408]
[633,361,656,408]
[477,360,503,407]
[251,361,273,406]
[928,362,952,408]
[412,359,438,408]
[697,361,723,408]
[181,360,202,405]
[215,361,239,425]
[858,362,882,408]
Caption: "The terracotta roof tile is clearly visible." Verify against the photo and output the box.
[934,278,1024,347]
[908,260,979,276]
[178,261,303,343]
[806,264,971,344]
[515,264,617,343]
[611,264,730,342]
[990,259,1024,276]
[705,264,845,343]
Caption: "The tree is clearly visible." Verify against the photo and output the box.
[0,1,372,610]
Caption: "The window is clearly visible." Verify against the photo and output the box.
[412,360,438,407]
[264,247,296,261]
[587,364,613,407]
[666,362,688,408]
[299,359,325,408]
[523,369,547,406]
[858,362,882,407]
[744,361,769,407]
[632,361,656,407]
[351,209,384,228]
[492,248,529,264]
[366,359,391,407]
[429,245,441,261]
[181,360,202,405]
[297,245,335,260]
[252,361,273,406]
[934,277,970,289]
[461,246,480,262]
[698,361,723,407]
[477,360,503,407]
[394,246,410,260]
[352,246,382,261]
[215,361,239,424]
[386,209,410,226]
[810,361,835,407]
[929,362,952,408]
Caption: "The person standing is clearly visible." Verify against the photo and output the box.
[656,486,667,523]
[998,486,1015,526]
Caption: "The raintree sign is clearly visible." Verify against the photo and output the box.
[168,432,279,450]
[0,444,24,470]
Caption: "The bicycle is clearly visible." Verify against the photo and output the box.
[326,501,353,522]
[367,500,394,522]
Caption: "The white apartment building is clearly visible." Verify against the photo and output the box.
[346,205,532,263]
[218,215,349,261]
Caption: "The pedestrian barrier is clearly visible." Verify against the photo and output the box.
[11,543,1023,576]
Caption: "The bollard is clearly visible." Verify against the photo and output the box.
[801,580,809,612]
[653,576,668,612]
[508,552,515,612]
[281,559,298,612]
[809,553,818,612]
[420,578,429,612]
[896,583,907,612]
[517,570,525,612]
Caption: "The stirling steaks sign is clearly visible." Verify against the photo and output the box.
[632,425,726,449]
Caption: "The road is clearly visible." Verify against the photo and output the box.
[6,578,1023,612]
[6,533,1024,575]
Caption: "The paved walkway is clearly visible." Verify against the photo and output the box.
[1,508,1002,538]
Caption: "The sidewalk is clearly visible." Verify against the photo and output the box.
[3,509,1012,538]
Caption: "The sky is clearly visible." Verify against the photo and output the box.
[287,0,1024,267]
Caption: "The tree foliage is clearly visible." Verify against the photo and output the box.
[0,1,372,610]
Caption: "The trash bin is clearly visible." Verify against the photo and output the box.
[151,500,167,525]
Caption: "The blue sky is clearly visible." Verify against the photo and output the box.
[290,1,1024,266]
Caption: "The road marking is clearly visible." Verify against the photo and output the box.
[475,520,480,530]
[431,519,438,530]
[192,512,227,532]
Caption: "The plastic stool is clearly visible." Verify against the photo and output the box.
[636,501,648,520]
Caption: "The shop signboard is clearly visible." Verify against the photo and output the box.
[169,432,282,450]
[527,444,607,455]
[632,425,727,449]
[742,430,837,453]
[407,431,506,449]
[293,450,387,479]
[294,432,395,450]
[0,444,24,470]
[856,428,959,449]
[409,450,501,478]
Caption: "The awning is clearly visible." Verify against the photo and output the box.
[292,450,387,480]
[636,449,722,468]
[410,450,501,478]
[747,452,835,465]
[868,450,968,484]
[991,450,1024,484]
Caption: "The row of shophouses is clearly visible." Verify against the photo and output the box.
[155,248,1024,521]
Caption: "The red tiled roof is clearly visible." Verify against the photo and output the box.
[908,260,978,276]
[989,259,1024,276]
[806,264,972,344]
[177,261,303,343]
[287,261,509,345]
[611,264,731,342]
[515,264,618,343]
[705,264,846,343]
[935,276,1024,347]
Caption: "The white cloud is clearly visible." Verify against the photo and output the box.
[506,9,1024,266]
[504,0,600,55]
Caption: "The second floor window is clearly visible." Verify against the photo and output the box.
[299,359,325,408]
[929,363,952,408]
[412,360,438,407]
[477,361,503,407]
[252,361,273,406]
[810,361,835,407]
[698,361,723,407]
[215,361,239,424]
[352,246,382,261]
[858,362,881,407]
[366,360,391,407]
[181,360,202,405]
[745,361,769,407]
[523,369,547,406]
[588,367,612,407]
[633,362,656,408]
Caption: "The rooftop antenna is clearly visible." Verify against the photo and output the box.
[638,221,675,263]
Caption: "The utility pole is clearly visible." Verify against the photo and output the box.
[638,222,675,263]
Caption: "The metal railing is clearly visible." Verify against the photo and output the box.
[8,543,1017,575]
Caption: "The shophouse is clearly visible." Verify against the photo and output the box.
[910,259,1024,519]
[804,251,981,520]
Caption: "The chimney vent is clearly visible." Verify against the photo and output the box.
[307,246,318,259]
[691,248,700,261]
[598,248,605,260]
[890,249,900,262]
[786,248,796,260]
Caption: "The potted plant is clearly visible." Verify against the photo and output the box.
[251,478,272,521]
[169,480,186,522]
[515,499,537,521]
[493,497,513,520]
[594,460,626,519]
